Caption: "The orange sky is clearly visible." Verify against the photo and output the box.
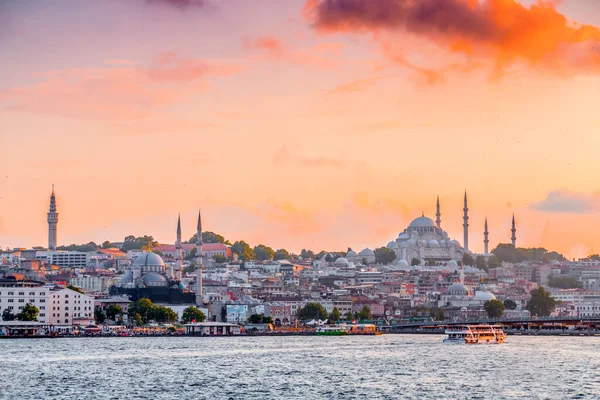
[1,0,599,258]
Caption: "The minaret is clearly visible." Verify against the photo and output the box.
[435,195,441,228]
[463,190,469,252]
[176,214,183,281]
[195,209,203,306]
[484,217,489,255]
[511,213,517,247]
[47,185,59,251]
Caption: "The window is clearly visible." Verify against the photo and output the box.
[8,299,13,303]
[18,306,23,310]
[65,313,69,317]
[8,306,13,310]
[18,292,24,296]
[65,295,69,298]
[40,306,45,310]
[65,307,69,311]
[40,292,45,296]
[8,292,13,295]
[65,300,69,304]
[40,313,45,317]
[29,292,35,296]
[18,299,24,303]
[40,299,45,303]
[29,299,35,303]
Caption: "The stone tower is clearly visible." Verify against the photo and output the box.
[484,217,489,255]
[435,195,441,228]
[176,214,183,281]
[47,185,59,250]
[196,209,204,306]
[511,214,517,247]
[463,191,469,252]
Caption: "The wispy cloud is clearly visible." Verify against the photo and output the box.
[272,145,365,169]
[531,190,600,214]
[327,77,382,94]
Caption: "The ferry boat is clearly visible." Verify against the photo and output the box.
[315,326,348,336]
[443,325,506,344]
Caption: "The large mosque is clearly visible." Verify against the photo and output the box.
[386,193,517,266]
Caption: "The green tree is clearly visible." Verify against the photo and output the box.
[297,302,328,321]
[101,240,113,249]
[186,232,230,245]
[57,242,99,253]
[548,276,582,289]
[105,304,123,321]
[128,298,155,324]
[181,306,206,323]
[345,311,353,320]
[429,307,445,321]
[67,285,84,294]
[94,308,106,324]
[231,241,255,262]
[487,255,500,269]
[134,313,143,327]
[121,235,158,252]
[248,313,263,323]
[2,308,16,321]
[16,303,39,321]
[484,299,505,318]
[152,305,178,324]
[463,253,475,266]
[253,244,275,261]
[526,287,556,317]
[374,247,396,264]
[300,249,315,259]
[329,307,341,323]
[411,258,421,266]
[475,255,487,270]
[274,249,290,261]
[213,254,227,263]
[358,306,372,320]
[504,299,518,310]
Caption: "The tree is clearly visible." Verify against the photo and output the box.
[128,298,155,324]
[67,285,84,294]
[429,307,445,321]
[95,308,106,324]
[329,307,341,323]
[2,308,16,321]
[274,249,290,261]
[213,254,227,263]
[152,306,178,324]
[487,255,500,269]
[411,258,421,266]
[121,235,158,252]
[181,306,206,324]
[492,243,566,263]
[484,300,505,318]
[16,303,39,321]
[253,244,275,261]
[374,247,396,264]
[463,253,475,266]
[57,241,99,253]
[475,255,487,270]
[300,249,315,259]
[105,304,123,321]
[548,276,582,289]
[358,306,372,320]
[504,299,518,310]
[297,302,328,321]
[186,231,230,245]
[101,240,113,249]
[134,313,143,327]
[231,241,255,262]
[248,314,263,323]
[526,287,556,317]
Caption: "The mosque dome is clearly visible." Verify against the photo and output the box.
[418,240,427,247]
[387,241,398,249]
[397,259,409,268]
[428,239,440,247]
[407,239,417,246]
[446,260,458,270]
[346,250,358,257]
[142,272,168,287]
[409,216,435,228]
[335,257,349,265]
[439,240,447,247]
[134,252,165,267]
[446,283,470,296]
[474,291,496,301]
[347,262,356,269]
[118,273,133,284]
[359,248,375,256]
[398,232,410,239]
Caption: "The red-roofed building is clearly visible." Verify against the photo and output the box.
[154,243,232,259]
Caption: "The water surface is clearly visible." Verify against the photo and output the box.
[1,335,598,399]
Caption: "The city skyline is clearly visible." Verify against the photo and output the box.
[1,0,600,257]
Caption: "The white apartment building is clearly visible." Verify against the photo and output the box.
[0,280,94,329]
[69,275,117,293]
[48,251,87,268]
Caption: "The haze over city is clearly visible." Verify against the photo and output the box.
[1,0,600,258]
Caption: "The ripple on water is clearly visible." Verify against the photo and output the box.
[1,335,600,399]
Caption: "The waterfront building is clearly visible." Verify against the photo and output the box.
[183,322,241,335]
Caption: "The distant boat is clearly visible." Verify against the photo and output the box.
[443,325,506,344]
[315,326,348,336]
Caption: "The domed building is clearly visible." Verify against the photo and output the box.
[346,248,376,265]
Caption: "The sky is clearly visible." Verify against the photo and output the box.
[0,0,599,258]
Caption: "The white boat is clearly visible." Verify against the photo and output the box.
[443,324,506,344]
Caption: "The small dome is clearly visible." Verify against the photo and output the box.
[408,216,435,228]
[347,262,356,269]
[439,240,447,247]
[335,257,349,265]
[398,232,410,239]
[406,239,416,246]
[118,273,133,284]
[418,240,427,247]
[427,239,440,247]
[142,272,168,287]
[387,241,398,249]
[397,259,409,268]
[346,250,358,257]
[134,252,165,267]
[359,248,375,256]
[474,291,496,301]
[447,283,470,296]
[446,260,458,270]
